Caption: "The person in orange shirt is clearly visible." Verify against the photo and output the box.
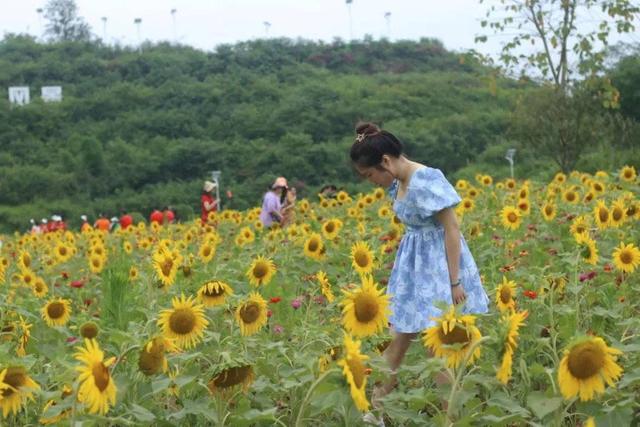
[94,214,111,232]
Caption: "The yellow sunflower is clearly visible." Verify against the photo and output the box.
[235,292,268,336]
[423,306,482,368]
[496,276,517,313]
[139,336,179,376]
[19,268,35,287]
[88,254,105,274]
[322,218,343,240]
[152,247,182,288]
[460,198,475,213]
[590,180,606,194]
[337,334,370,412]
[609,200,626,227]
[593,201,610,229]
[208,365,255,395]
[246,256,276,287]
[80,321,99,339]
[129,266,139,282]
[501,206,522,230]
[316,271,335,303]
[197,280,233,307]
[583,191,595,203]
[341,275,390,337]
[612,242,640,273]
[553,172,567,184]
[123,241,133,254]
[558,336,622,401]
[496,310,527,384]
[41,298,72,327]
[75,339,117,414]
[303,233,325,260]
[575,233,599,265]
[619,165,636,182]
[562,189,579,204]
[17,251,32,270]
[517,198,531,215]
[198,241,217,263]
[350,241,375,276]
[541,201,556,221]
[53,242,73,263]
[570,215,591,236]
[157,294,209,349]
[481,175,493,186]
[0,366,40,418]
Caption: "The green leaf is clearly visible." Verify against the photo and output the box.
[130,403,156,422]
[526,391,563,419]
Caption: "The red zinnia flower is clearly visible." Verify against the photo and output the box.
[523,290,537,299]
[70,280,84,288]
[269,297,282,304]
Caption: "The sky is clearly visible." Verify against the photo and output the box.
[1,0,509,54]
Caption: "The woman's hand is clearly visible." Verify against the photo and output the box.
[451,285,466,305]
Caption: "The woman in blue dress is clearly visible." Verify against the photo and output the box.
[349,122,489,410]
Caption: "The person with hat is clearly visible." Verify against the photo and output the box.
[201,181,218,225]
[259,177,288,228]
[80,215,92,232]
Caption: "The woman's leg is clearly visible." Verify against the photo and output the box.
[378,331,418,395]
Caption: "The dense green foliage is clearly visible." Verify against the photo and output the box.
[0,35,637,232]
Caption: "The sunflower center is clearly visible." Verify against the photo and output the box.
[619,250,632,265]
[325,222,335,233]
[92,258,101,268]
[598,209,609,222]
[499,286,513,304]
[624,170,632,178]
[47,302,66,319]
[92,362,111,392]
[203,247,212,257]
[212,365,252,389]
[161,259,174,276]
[507,212,518,223]
[59,247,67,256]
[567,342,605,379]
[204,284,225,297]
[1,367,26,397]
[575,225,586,234]
[169,309,196,335]
[545,206,554,215]
[354,294,379,323]
[354,251,370,268]
[23,274,33,284]
[438,324,471,346]
[308,239,320,252]
[346,358,366,388]
[80,322,99,339]
[252,263,268,279]
[566,193,576,202]
[612,208,623,222]
[579,243,592,259]
[239,303,260,324]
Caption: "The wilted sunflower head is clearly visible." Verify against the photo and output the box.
[198,281,233,307]
[208,365,254,394]
[80,321,99,339]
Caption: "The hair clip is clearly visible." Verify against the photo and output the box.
[355,133,366,143]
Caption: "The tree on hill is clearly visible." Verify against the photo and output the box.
[44,0,91,42]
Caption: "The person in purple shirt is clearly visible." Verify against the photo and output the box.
[259,177,288,227]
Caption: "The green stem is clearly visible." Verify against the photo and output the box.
[294,368,336,427]
[445,336,490,423]
[112,344,141,373]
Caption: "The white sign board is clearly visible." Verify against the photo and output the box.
[41,86,62,102]
[8,86,30,105]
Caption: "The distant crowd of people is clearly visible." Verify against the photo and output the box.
[26,178,338,234]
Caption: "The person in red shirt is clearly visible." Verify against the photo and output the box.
[164,206,176,224]
[150,209,164,225]
[201,181,218,225]
[119,210,133,230]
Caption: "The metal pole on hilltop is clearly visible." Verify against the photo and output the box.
[134,18,142,52]
[171,9,177,43]
[36,8,44,40]
[263,21,271,38]
[384,12,391,39]
[346,0,353,40]
[101,17,108,42]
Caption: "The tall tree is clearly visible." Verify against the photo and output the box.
[476,0,639,90]
[44,0,91,42]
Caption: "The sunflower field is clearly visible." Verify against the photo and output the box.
[0,166,638,426]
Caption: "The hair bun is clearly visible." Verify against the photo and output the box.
[355,121,381,136]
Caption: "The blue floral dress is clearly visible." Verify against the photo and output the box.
[387,167,489,333]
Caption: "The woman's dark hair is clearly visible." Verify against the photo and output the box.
[280,187,288,204]
[350,122,403,168]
